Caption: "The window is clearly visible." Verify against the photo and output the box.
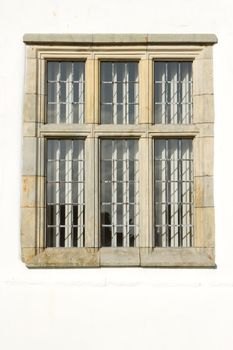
[21,34,217,267]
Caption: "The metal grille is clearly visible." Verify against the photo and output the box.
[154,139,193,247]
[154,62,192,124]
[47,61,85,123]
[46,140,85,247]
[101,139,139,247]
[101,62,139,124]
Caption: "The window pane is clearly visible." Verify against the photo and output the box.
[101,62,138,124]
[46,140,85,247]
[47,61,85,123]
[100,139,139,247]
[154,62,192,124]
[154,139,193,247]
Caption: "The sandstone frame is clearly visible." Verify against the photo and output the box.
[21,34,217,267]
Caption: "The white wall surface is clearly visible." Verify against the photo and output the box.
[0,0,233,349]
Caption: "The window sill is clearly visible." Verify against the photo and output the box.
[22,247,215,268]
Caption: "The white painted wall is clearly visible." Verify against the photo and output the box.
[0,0,233,349]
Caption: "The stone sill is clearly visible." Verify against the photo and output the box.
[22,247,215,268]
[23,33,218,45]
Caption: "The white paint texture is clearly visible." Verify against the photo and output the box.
[0,0,233,349]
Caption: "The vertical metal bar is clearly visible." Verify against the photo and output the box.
[113,63,117,124]
[56,63,60,123]
[55,141,60,247]
[65,141,72,247]
[77,141,84,247]
[112,141,117,247]
[126,64,129,124]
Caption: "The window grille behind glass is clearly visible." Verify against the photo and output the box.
[101,62,139,124]
[46,140,85,247]
[101,139,139,247]
[47,61,85,123]
[154,139,193,247]
[154,62,192,124]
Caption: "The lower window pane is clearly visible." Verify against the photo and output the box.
[154,139,193,247]
[100,139,139,247]
[46,139,85,247]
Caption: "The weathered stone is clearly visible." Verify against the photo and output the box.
[22,137,37,175]
[140,247,215,267]
[25,58,37,94]
[24,93,37,122]
[194,137,214,176]
[27,248,99,267]
[194,176,214,207]
[100,248,140,266]
[193,94,215,123]
[195,207,215,247]
[193,59,213,95]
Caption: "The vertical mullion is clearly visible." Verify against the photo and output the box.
[112,141,117,247]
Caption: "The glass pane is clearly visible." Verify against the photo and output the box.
[74,62,85,81]
[154,62,166,82]
[101,104,112,124]
[60,62,72,81]
[46,139,85,247]
[100,139,139,247]
[115,63,124,81]
[101,140,112,159]
[101,183,112,203]
[101,62,138,125]
[128,62,138,81]
[154,62,192,124]
[47,61,85,124]
[101,161,112,181]
[167,62,179,81]
[48,62,59,81]
[154,139,193,247]
[47,140,59,160]
[101,205,112,224]
[48,82,57,103]
[101,83,112,103]
[101,62,112,81]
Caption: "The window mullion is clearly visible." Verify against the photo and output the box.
[112,141,117,247]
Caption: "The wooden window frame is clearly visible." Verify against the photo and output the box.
[21,34,217,267]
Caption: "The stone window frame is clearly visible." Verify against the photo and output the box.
[21,34,217,267]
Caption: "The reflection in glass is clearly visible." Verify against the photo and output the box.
[100,139,139,247]
[154,139,193,247]
[47,61,85,124]
[154,62,192,124]
[46,140,85,247]
[101,62,139,124]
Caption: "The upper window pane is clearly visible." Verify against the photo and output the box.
[47,61,85,123]
[154,62,192,124]
[101,62,139,124]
